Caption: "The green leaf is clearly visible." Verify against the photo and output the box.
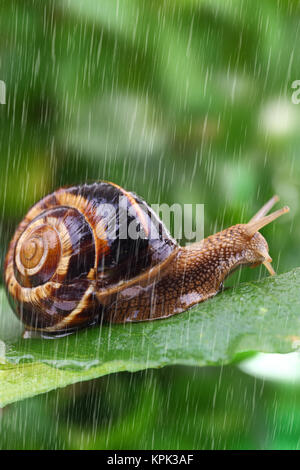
[1,268,300,407]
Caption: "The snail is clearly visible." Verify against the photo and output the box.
[4,182,289,335]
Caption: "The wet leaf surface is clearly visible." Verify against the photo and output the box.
[1,268,300,406]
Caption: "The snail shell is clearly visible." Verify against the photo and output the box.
[4,183,289,335]
[4,182,177,333]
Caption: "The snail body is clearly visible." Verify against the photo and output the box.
[4,182,289,334]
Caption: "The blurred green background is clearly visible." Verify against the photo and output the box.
[1,0,300,449]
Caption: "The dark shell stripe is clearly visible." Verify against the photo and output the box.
[47,284,96,330]
[55,187,109,264]
[51,290,101,330]
[49,207,95,282]
[108,182,150,237]
[39,280,91,320]
[17,300,63,330]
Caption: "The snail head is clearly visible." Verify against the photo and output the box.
[242,195,289,275]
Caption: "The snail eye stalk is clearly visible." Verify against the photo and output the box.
[263,260,276,276]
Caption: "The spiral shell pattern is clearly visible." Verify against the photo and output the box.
[5,194,98,331]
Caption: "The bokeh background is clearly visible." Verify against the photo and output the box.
[1,0,300,449]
